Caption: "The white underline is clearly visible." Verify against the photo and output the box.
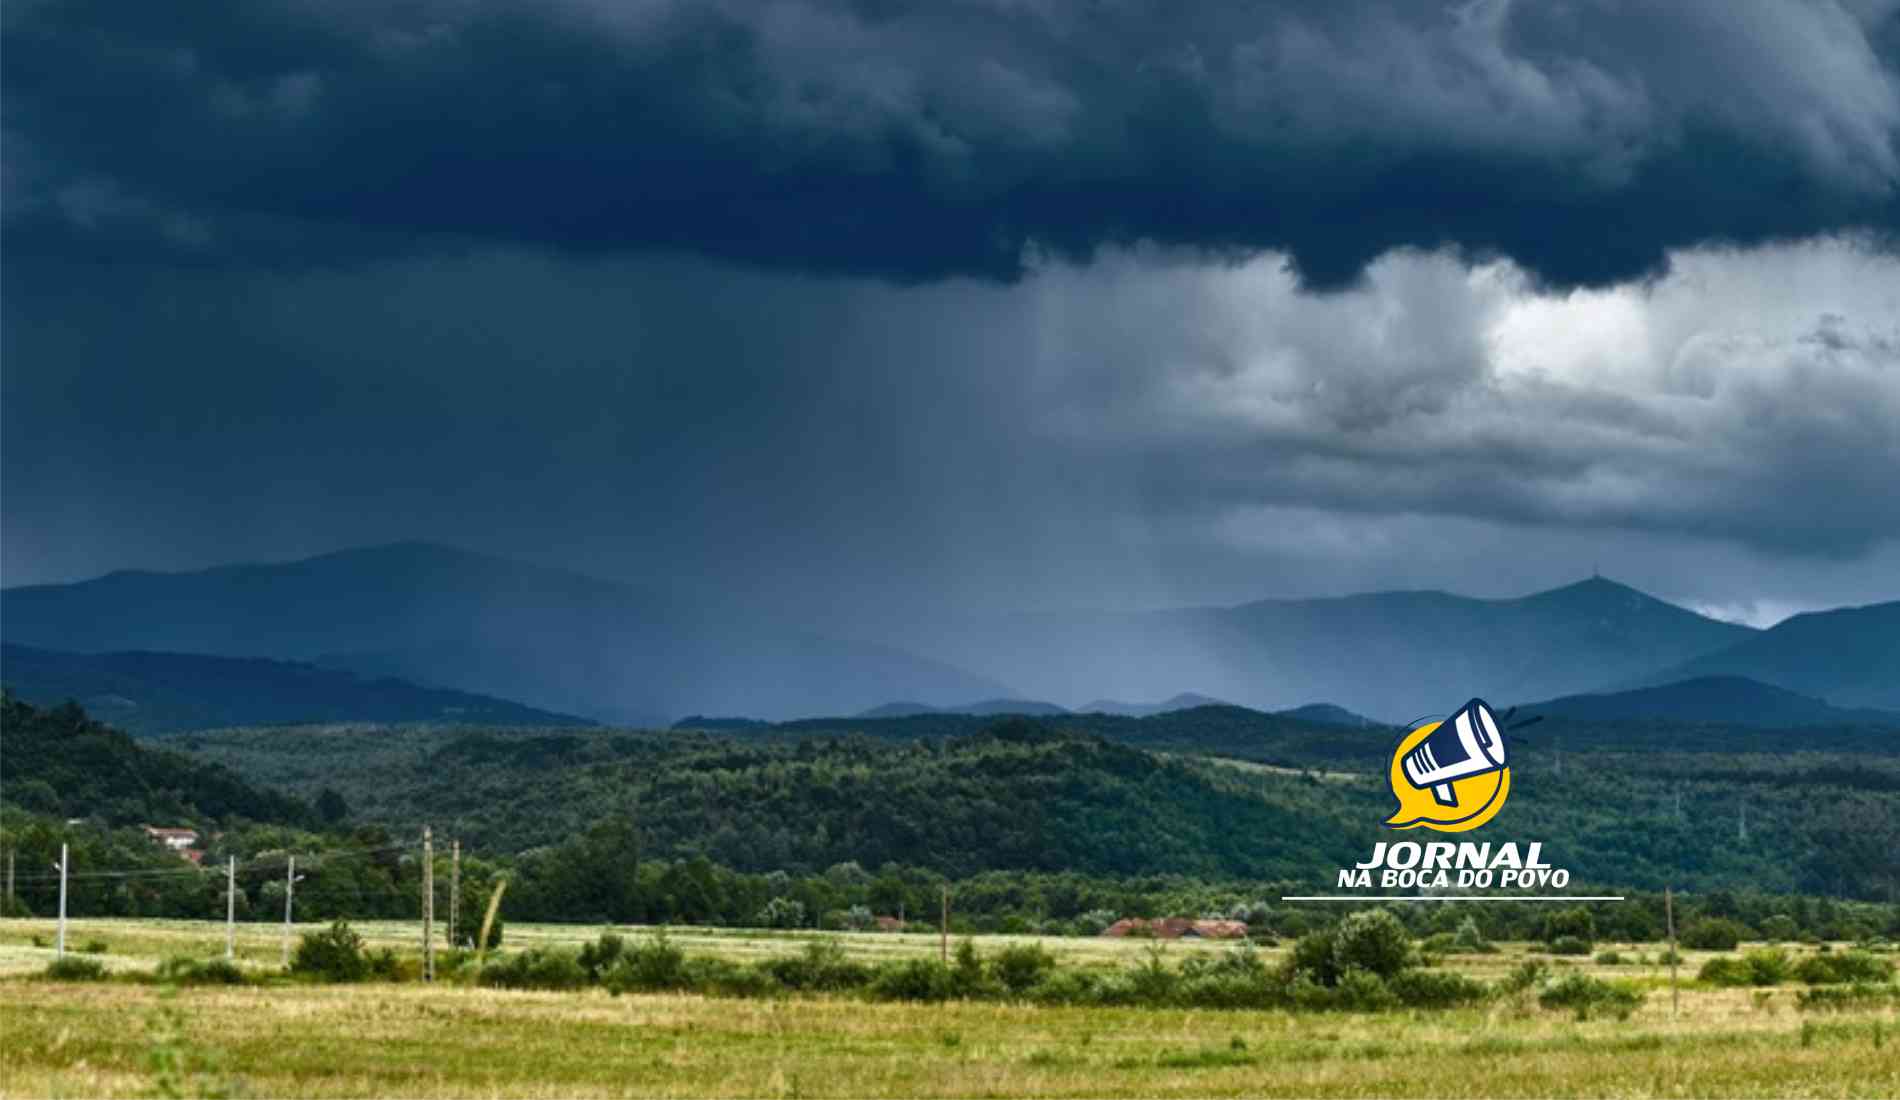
[1280,896,1624,902]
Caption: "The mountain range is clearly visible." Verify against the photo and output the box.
[0,542,1003,724]
[3,542,1895,728]
[0,643,588,735]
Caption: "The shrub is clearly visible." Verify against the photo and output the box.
[1656,948,1684,966]
[1076,909,1120,936]
[683,955,778,997]
[156,957,248,986]
[1419,931,1458,956]
[870,958,958,1002]
[1595,951,1626,966]
[43,956,107,981]
[482,948,588,991]
[991,942,1055,995]
[81,939,109,955]
[1333,909,1412,980]
[291,920,371,982]
[1795,951,1894,985]
[603,933,688,993]
[1699,949,1789,987]
[1796,984,1899,1012]
[1499,959,1549,995]
[1541,907,1596,948]
[577,932,625,981]
[1537,973,1643,1020]
[1387,967,1489,1008]
[1286,929,1340,986]
[1451,916,1494,954]
[1680,917,1748,951]
[1546,936,1591,956]
[764,939,870,992]
[1333,968,1399,1012]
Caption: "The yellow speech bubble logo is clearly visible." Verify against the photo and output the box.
[1385,713,1510,832]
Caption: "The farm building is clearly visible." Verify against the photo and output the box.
[1099,917,1248,939]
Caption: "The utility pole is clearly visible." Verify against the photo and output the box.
[449,839,461,949]
[422,826,435,982]
[1738,801,1748,844]
[6,846,15,913]
[1665,885,1679,1018]
[225,856,237,961]
[281,856,304,967]
[939,885,949,963]
[1553,738,1562,779]
[55,844,69,958]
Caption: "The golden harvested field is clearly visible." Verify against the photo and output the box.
[3,918,1896,1098]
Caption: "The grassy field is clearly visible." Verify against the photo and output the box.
[3,918,1895,1098]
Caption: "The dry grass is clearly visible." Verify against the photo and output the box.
[2,918,1894,1098]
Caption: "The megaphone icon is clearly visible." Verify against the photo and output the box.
[1401,698,1506,806]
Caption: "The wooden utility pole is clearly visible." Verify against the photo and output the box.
[1665,885,1679,1017]
[55,844,69,958]
[476,879,507,963]
[448,839,461,948]
[940,886,949,963]
[281,856,297,967]
[6,846,15,912]
[225,855,238,960]
[422,826,435,982]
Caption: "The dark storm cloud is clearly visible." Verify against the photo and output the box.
[6,0,1899,287]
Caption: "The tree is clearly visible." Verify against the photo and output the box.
[1333,908,1411,979]
[316,789,349,826]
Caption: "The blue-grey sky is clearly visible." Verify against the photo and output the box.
[5,0,1899,631]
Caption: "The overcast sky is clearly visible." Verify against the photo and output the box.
[5,0,1899,631]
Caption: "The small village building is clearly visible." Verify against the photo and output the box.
[1099,917,1248,940]
[143,826,200,855]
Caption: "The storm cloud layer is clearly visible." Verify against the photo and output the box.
[4,0,1900,668]
[7,0,1899,286]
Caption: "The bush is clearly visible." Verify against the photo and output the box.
[81,939,109,955]
[1387,967,1489,1008]
[1546,936,1591,956]
[1541,907,1596,948]
[1286,929,1340,986]
[763,939,870,992]
[1333,909,1412,980]
[1700,948,1790,987]
[1333,968,1399,1011]
[482,948,588,991]
[991,942,1055,995]
[1537,974,1643,1020]
[1795,951,1894,985]
[603,933,688,993]
[291,920,371,982]
[156,956,249,986]
[683,955,778,998]
[1499,959,1549,995]
[43,956,107,981]
[1451,916,1494,954]
[871,958,958,1002]
[1796,983,1899,1012]
[1680,917,1748,951]
[1595,951,1626,966]
[577,932,625,981]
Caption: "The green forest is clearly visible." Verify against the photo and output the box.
[3,695,1897,941]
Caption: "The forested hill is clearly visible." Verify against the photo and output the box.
[0,694,311,827]
[170,714,1900,898]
